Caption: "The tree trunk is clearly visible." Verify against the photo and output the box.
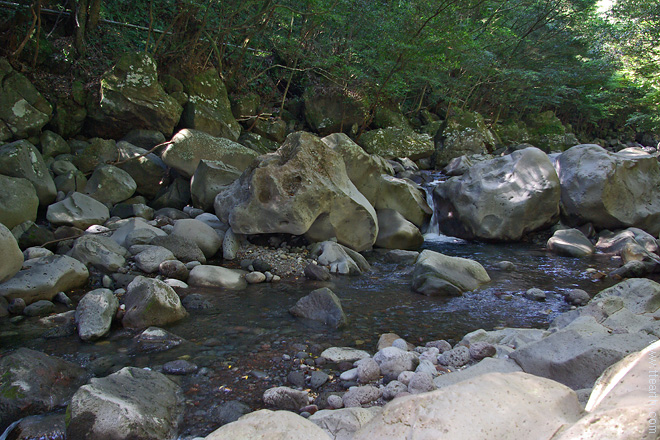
[74,0,88,55]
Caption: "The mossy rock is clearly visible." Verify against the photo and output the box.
[435,109,498,168]
[303,87,368,136]
[358,127,434,160]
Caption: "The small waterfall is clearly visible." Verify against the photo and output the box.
[423,184,440,235]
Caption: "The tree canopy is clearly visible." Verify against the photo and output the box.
[1,0,658,139]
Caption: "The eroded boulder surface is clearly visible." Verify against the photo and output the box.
[412,249,490,296]
[66,367,184,440]
[433,147,560,241]
[215,132,378,251]
[357,128,434,160]
[557,144,660,235]
[0,140,56,206]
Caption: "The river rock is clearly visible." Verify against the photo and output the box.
[263,386,309,411]
[0,348,87,433]
[84,164,137,206]
[434,109,498,167]
[357,127,434,160]
[132,326,184,353]
[373,346,419,379]
[443,153,494,176]
[70,234,128,272]
[46,192,110,229]
[134,246,176,273]
[188,265,248,290]
[86,52,183,138]
[181,68,241,140]
[351,372,582,440]
[215,132,378,252]
[151,233,206,264]
[438,345,471,368]
[289,287,348,328]
[311,240,370,275]
[71,138,118,173]
[558,144,660,235]
[0,175,39,229]
[122,276,188,329]
[0,255,88,304]
[304,263,331,281]
[75,288,119,341]
[191,160,242,211]
[171,218,223,259]
[433,147,560,241]
[114,141,170,198]
[433,357,523,389]
[66,366,184,440]
[510,315,657,390]
[0,58,52,140]
[0,140,56,206]
[320,347,371,363]
[0,223,22,283]
[547,228,596,257]
[159,260,189,281]
[310,407,382,440]
[596,227,658,254]
[2,413,66,440]
[110,217,166,248]
[375,176,432,228]
[222,227,240,260]
[564,288,590,306]
[411,249,490,296]
[408,371,437,394]
[205,409,330,440]
[555,339,660,439]
[343,385,382,408]
[375,209,423,250]
[161,129,257,178]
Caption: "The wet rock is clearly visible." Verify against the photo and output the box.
[163,359,198,375]
[0,175,39,229]
[524,287,547,301]
[263,386,309,411]
[494,260,516,271]
[352,372,582,440]
[374,176,432,228]
[215,132,378,252]
[304,263,331,281]
[289,287,348,328]
[0,255,88,305]
[133,326,184,353]
[75,288,119,341]
[547,228,596,257]
[0,348,87,432]
[342,385,381,408]
[188,265,248,290]
[172,218,223,259]
[558,145,660,235]
[162,129,257,178]
[320,347,371,363]
[411,249,490,296]
[433,147,560,241]
[70,234,128,272]
[0,140,56,206]
[311,241,370,276]
[205,409,329,440]
[564,288,590,306]
[23,300,55,316]
[245,271,266,284]
[159,260,189,281]
[384,249,419,265]
[122,276,188,329]
[46,192,110,229]
[66,367,184,440]
[0,223,23,283]
[7,297,26,314]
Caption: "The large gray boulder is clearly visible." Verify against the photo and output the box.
[374,176,431,228]
[110,217,167,248]
[75,288,119,341]
[46,192,110,229]
[375,208,424,250]
[161,129,258,178]
[357,128,435,160]
[311,240,371,275]
[554,340,660,439]
[191,160,242,211]
[205,409,331,440]
[70,234,128,272]
[0,254,88,304]
[115,141,170,198]
[171,218,223,259]
[433,147,560,241]
[215,132,378,251]
[122,276,188,329]
[0,58,52,140]
[84,164,137,206]
[558,144,660,235]
[0,348,87,433]
[289,287,348,328]
[0,175,39,229]
[434,109,497,167]
[411,249,490,296]
[0,140,56,206]
[352,372,582,440]
[87,52,183,138]
[310,408,382,440]
[66,367,184,440]
[181,68,241,140]
[0,223,23,283]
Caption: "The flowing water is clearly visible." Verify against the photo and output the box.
[0,174,624,437]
